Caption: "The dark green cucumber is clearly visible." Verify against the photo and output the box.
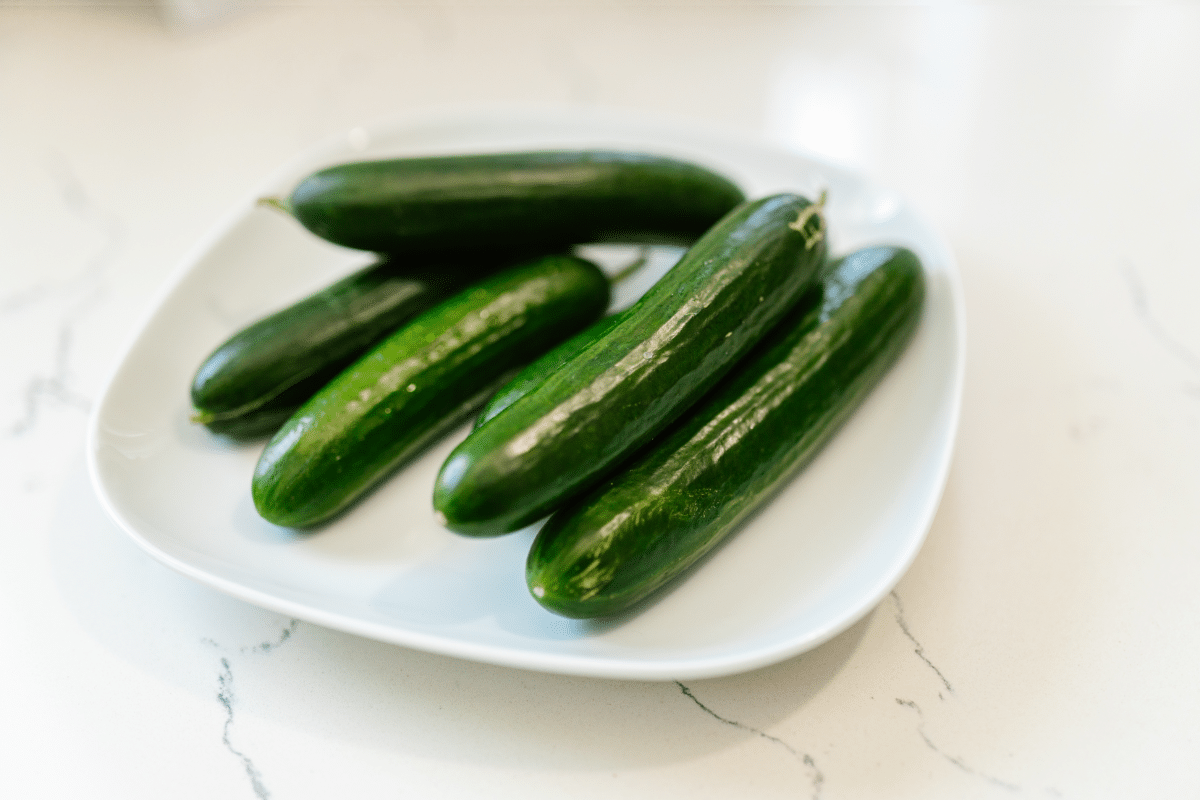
[526,246,926,618]
[275,150,745,256]
[433,193,828,536]
[252,254,610,528]
[472,248,651,429]
[191,258,495,439]
[473,311,624,430]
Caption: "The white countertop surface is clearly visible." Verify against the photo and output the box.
[3,2,1197,797]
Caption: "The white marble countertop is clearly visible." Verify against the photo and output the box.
[3,2,1198,797]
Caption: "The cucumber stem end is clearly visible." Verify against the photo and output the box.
[789,190,828,251]
[608,246,652,286]
[257,196,293,215]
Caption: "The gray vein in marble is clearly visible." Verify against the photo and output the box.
[890,591,953,695]
[218,658,271,800]
[7,156,123,435]
[242,618,300,655]
[676,681,824,799]
[896,699,1019,793]
[1121,260,1200,385]
[11,327,93,435]
[206,619,299,797]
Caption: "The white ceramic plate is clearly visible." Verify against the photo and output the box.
[87,108,964,681]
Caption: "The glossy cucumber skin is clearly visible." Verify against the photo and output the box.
[251,255,610,528]
[526,246,926,619]
[472,312,624,430]
[287,151,745,256]
[434,193,828,536]
[191,258,491,439]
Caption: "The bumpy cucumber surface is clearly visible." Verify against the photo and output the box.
[433,193,828,536]
[526,246,926,619]
[252,254,610,528]
[191,258,490,439]
[280,150,745,256]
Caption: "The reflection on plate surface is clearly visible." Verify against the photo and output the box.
[88,108,964,680]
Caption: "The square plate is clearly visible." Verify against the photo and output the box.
[88,107,964,680]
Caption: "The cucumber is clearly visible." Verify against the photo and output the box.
[473,247,652,429]
[191,257,493,439]
[274,150,745,256]
[252,254,610,528]
[526,246,926,618]
[473,311,624,430]
[433,193,828,536]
